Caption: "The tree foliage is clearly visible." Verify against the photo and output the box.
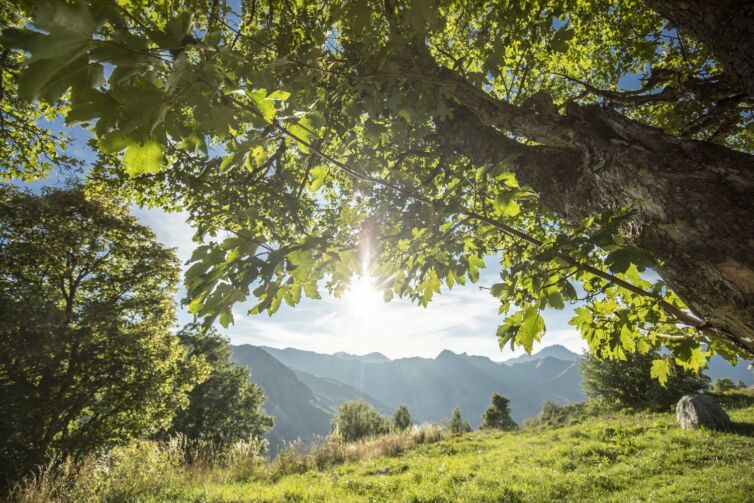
[481,393,518,431]
[0,1,75,180]
[711,378,737,393]
[1,0,753,379]
[330,400,390,443]
[160,324,273,447]
[580,350,709,411]
[447,406,472,435]
[0,185,205,484]
[393,404,413,432]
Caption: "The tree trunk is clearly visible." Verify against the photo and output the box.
[439,103,754,356]
[562,106,754,356]
[393,1,754,356]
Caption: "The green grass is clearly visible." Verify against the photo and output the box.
[171,399,754,502]
[11,394,754,502]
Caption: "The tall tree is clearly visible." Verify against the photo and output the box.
[0,185,205,484]
[2,0,754,378]
[481,393,518,431]
[160,324,273,447]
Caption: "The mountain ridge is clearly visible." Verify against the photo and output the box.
[233,344,753,448]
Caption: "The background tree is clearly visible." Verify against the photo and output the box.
[2,0,754,379]
[447,406,472,435]
[160,324,273,447]
[711,378,737,393]
[581,350,709,411]
[393,405,412,432]
[330,400,390,442]
[0,185,205,485]
[481,393,518,431]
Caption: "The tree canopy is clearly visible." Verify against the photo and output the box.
[1,0,753,381]
[0,185,206,484]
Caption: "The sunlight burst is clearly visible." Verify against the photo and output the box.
[345,273,383,318]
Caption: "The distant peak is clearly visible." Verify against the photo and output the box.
[504,344,580,365]
[437,349,458,359]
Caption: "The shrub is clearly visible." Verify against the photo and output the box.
[103,440,181,502]
[393,405,413,431]
[481,393,518,431]
[223,437,268,481]
[330,400,390,442]
[580,350,709,411]
[711,378,737,393]
[447,407,472,434]
[524,401,596,429]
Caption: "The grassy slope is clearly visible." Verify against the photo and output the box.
[175,401,754,503]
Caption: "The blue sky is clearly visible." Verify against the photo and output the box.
[27,120,587,362]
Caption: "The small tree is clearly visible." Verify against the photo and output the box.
[711,378,737,393]
[447,406,472,435]
[393,405,412,432]
[481,393,518,431]
[581,350,709,410]
[331,401,389,442]
[160,324,273,447]
[737,380,748,390]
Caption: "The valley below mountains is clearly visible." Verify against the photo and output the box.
[231,344,753,451]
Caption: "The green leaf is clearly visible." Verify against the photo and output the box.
[619,324,636,352]
[518,307,545,353]
[493,192,520,217]
[308,166,328,192]
[605,247,657,274]
[650,358,672,387]
[123,140,164,177]
[248,89,276,122]
[546,290,565,310]
[288,116,317,154]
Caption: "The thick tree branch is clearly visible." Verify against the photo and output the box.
[644,0,754,100]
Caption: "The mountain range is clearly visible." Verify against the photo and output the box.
[230,344,754,451]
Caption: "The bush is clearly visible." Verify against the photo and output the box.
[580,350,709,411]
[524,401,596,429]
[393,405,413,431]
[711,378,737,393]
[481,393,518,431]
[447,406,472,435]
[330,401,390,442]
